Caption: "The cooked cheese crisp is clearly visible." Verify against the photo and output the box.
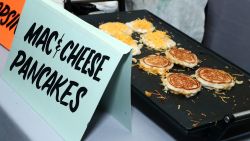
[112,33,141,56]
[139,55,173,75]
[161,73,201,98]
[126,18,155,33]
[166,47,198,68]
[99,22,133,35]
[141,30,176,51]
[195,67,235,90]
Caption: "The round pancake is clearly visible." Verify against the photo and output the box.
[99,22,132,35]
[126,18,155,33]
[166,47,198,68]
[195,67,235,90]
[139,55,173,75]
[141,30,176,51]
[162,73,201,97]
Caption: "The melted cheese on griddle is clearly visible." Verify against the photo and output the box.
[99,22,132,35]
[112,33,141,56]
[142,30,176,50]
[126,18,155,33]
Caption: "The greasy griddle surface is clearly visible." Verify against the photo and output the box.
[79,10,250,131]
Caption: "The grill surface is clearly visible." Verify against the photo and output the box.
[79,10,250,140]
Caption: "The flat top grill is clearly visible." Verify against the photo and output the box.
[80,10,250,138]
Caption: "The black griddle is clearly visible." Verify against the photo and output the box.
[79,10,250,141]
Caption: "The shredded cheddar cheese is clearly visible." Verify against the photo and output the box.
[141,30,176,51]
[132,19,153,31]
[99,22,132,35]
[113,33,137,47]
[112,33,141,56]
[127,18,155,33]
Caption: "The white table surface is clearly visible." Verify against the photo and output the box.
[0,46,175,141]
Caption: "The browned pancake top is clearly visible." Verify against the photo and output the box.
[169,48,197,63]
[143,55,172,68]
[198,68,233,84]
[168,73,201,90]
